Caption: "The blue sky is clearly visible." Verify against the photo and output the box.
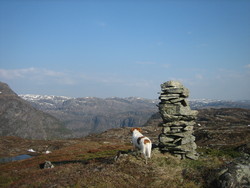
[0,0,250,100]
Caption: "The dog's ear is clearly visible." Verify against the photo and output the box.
[136,128,142,133]
[130,127,142,133]
[130,128,135,133]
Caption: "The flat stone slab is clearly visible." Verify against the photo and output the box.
[161,80,184,88]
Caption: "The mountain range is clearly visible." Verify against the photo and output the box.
[19,94,158,137]
[20,94,250,111]
[1,80,250,139]
[19,94,250,137]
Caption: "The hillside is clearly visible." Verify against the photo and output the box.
[195,108,250,151]
[0,82,72,140]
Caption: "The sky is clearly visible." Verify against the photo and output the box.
[0,0,250,100]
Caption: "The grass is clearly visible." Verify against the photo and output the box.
[144,152,201,188]
[199,147,243,158]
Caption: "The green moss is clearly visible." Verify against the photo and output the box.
[198,147,242,158]
[182,159,206,170]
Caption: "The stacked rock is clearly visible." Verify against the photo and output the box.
[158,81,199,160]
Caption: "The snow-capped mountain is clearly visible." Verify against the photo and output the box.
[19,94,159,110]
[20,94,250,110]
[19,94,73,110]
[20,94,73,101]
[189,99,250,109]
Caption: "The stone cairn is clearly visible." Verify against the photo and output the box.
[158,81,199,160]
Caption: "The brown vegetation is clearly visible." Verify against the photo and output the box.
[0,133,244,188]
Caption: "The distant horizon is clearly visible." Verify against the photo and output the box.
[1,1,250,100]
[18,92,250,101]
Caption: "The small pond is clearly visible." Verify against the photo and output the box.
[0,154,32,163]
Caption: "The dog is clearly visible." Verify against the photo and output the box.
[130,128,152,164]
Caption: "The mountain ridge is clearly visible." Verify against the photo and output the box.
[20,94,250,110]
[0,82,72,140]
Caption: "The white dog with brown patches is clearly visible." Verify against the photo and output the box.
[130,128,152,164]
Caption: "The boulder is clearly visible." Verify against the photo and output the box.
[40,161,55,169]
[212,155,250,188]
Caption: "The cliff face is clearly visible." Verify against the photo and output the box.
[0,82,72,139]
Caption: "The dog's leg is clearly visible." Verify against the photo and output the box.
[142,151,148,164]
[131,146,140,158]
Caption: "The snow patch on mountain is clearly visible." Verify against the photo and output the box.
[19,94,74,110]
[19,94,250,111]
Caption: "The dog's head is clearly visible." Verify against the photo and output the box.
[130,127,142,133]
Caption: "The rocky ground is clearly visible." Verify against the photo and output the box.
[0,108,249,187]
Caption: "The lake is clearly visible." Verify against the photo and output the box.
[0,154,32,163]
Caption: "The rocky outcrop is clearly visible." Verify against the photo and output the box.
[212,155,250,188]
[158,81,199,160]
